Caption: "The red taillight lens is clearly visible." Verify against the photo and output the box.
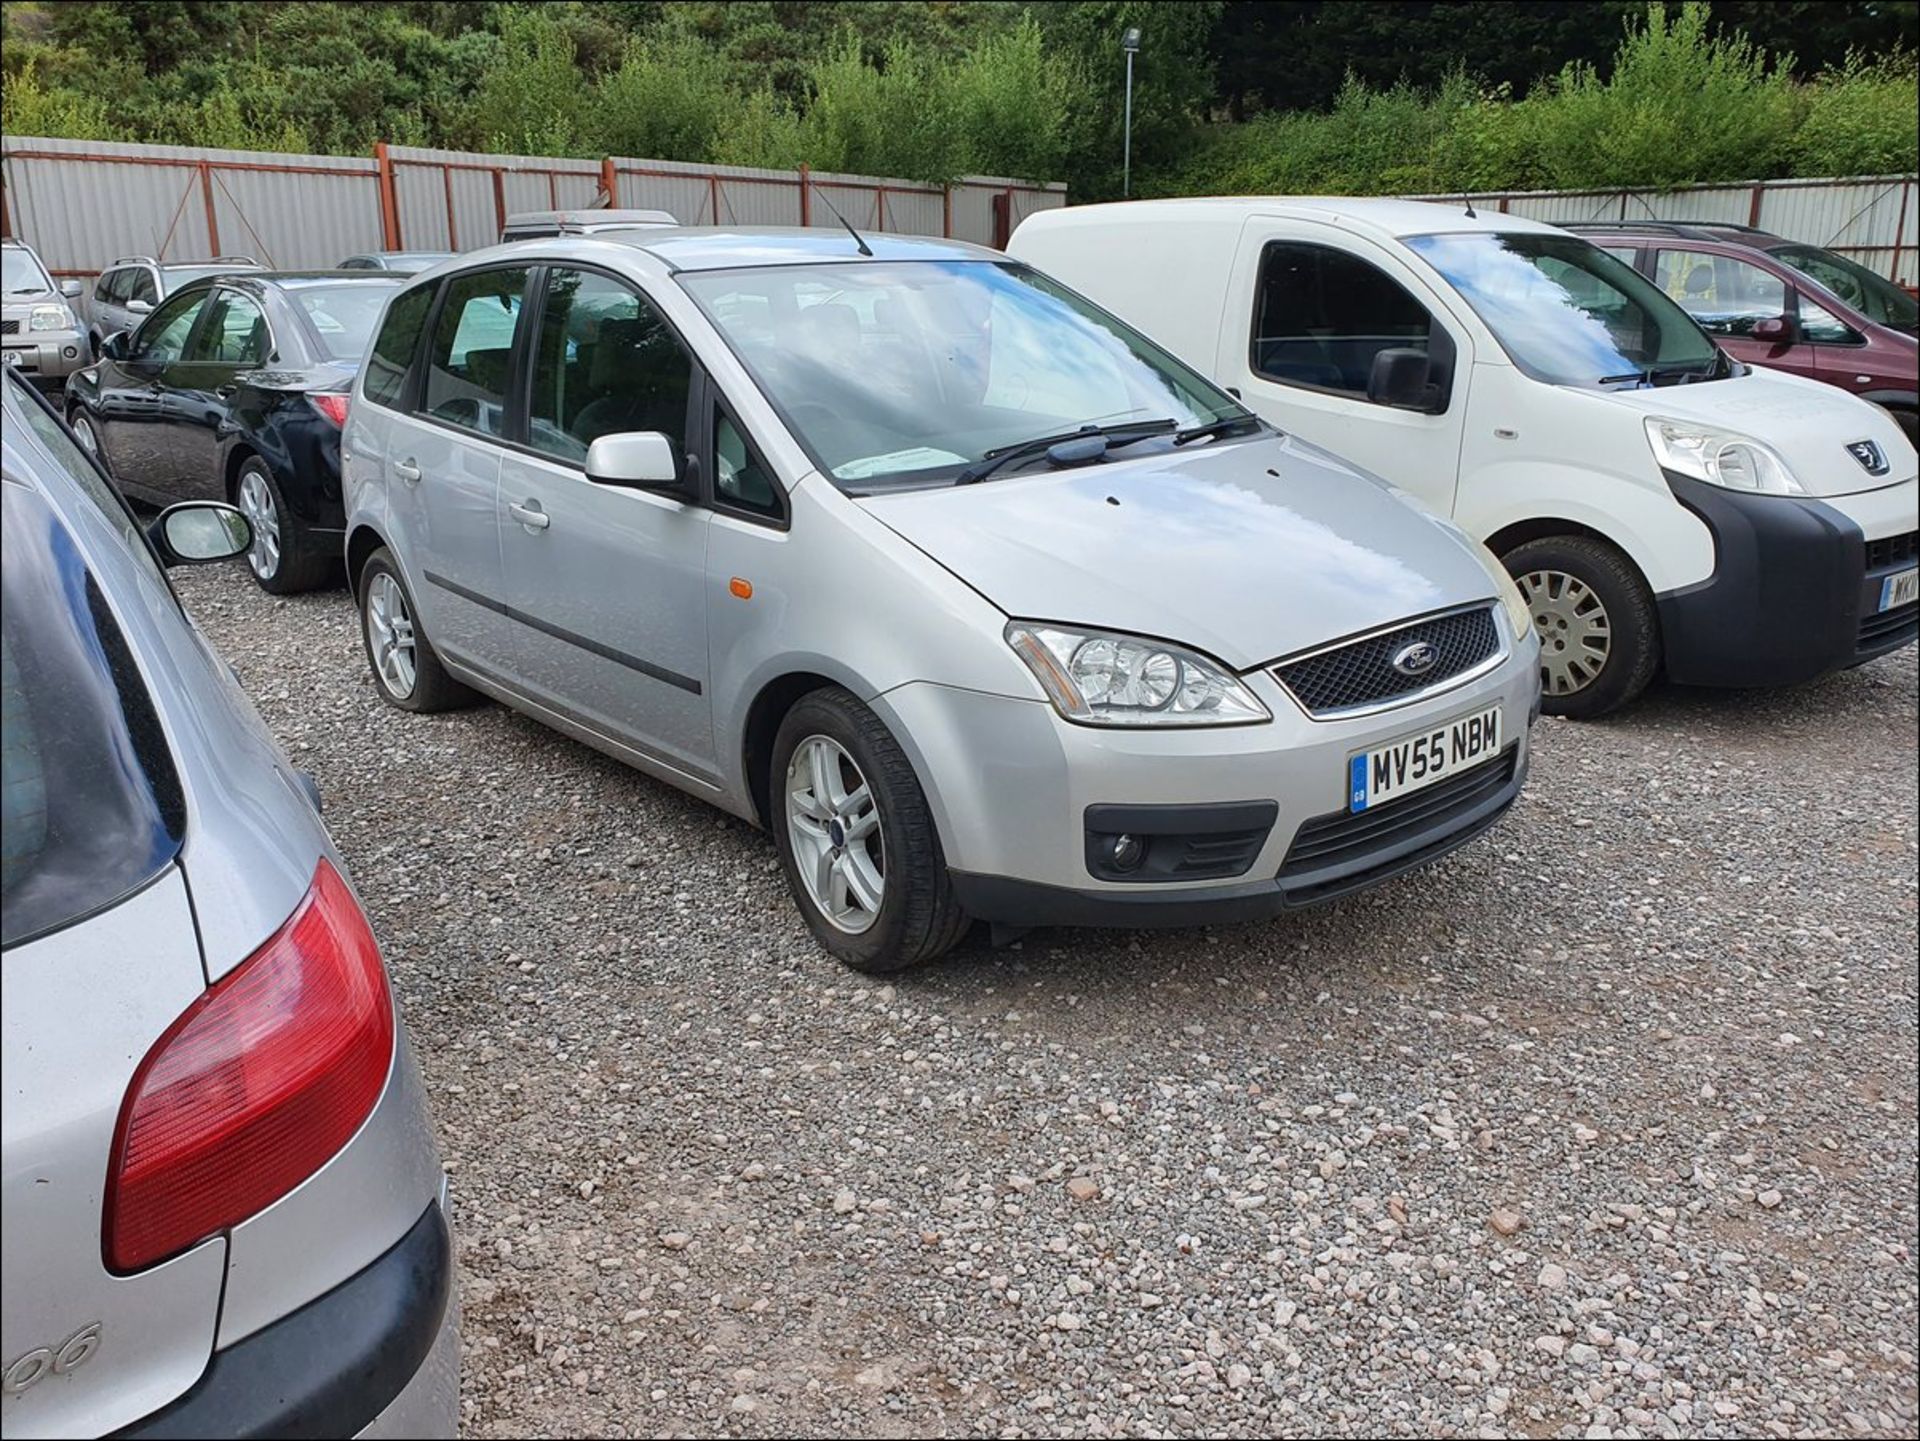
[105,860,394,1272]
[308,392,349,427]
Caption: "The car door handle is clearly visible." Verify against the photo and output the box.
[508,500,550,531]
[392,459,421,484]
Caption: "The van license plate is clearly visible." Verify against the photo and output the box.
[1348,705,1501,814]
[1881,567,1918,613]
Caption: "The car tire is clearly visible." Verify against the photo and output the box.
[1502,534,1659,720]
[357,547,477,714]
[233,456,329,594]
[770,687,969,972]
[69,409,109,474]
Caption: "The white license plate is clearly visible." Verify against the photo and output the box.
[1348,705,1501,814]
[1881,567,1918,613]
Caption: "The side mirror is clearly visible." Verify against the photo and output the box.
[585,431,684,491]
[100,331,130,361]
[148,502,252,567]
[1367,348,1437,411]
[60,279,84,299]
[1751,314,1797,343]
[127,298,153,315]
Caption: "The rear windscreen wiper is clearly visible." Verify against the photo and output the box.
[954,419,1175,485]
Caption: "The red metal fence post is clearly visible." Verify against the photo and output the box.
[943,184,952,238]
[442,164,459,249]
[709,173,720,224]
[799,163,811,226]
[374,141,402,249]
[492,168,507,238]
[198,161,221,254]
[1748,182,1764,227]
[600,156,619,207]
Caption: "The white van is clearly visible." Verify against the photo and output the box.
[1011,198,1919,716]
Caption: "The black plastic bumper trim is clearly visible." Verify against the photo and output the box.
[114,1200,451,1440]
[954,752,1524,930]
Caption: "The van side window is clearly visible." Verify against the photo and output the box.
[363,283,434,410]
[1252,242,1434,399]
[527,267,691,465]
[713,406,782,521]
[1653,249,1786,337]
[422,268,528,438]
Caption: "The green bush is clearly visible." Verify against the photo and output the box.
[1793,53,1920,176]
[589,22,736,162]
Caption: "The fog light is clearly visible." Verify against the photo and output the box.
[1108,833,1145,872]
[64,345,78,358]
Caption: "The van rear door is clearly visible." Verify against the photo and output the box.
[1221,219,1471,517]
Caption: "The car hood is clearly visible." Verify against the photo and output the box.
[857,434,1497,670]
[1589,365,1915,496]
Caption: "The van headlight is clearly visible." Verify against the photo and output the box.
[1645,418,1804,496]
[1005,622,1270,726]
[1471,542,1534,642]
[28,304,74,332]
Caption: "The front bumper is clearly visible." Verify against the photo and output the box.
[2,333,89,382]
[874,633,1539,927]
[1656,471,1919,687]
[114,1192,457,1440]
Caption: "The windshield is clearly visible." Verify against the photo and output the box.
[295,282,398,361]
[4,247,53,295]
[1768,243,1918,332]
[1407,232,1722,386]
[679,260,1247,490]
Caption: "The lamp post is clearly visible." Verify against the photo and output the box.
[1122,27,1141,198]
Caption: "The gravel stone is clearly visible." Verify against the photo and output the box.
[173,567,1920,1439]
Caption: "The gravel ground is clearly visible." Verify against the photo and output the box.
[176,563,1918,1441]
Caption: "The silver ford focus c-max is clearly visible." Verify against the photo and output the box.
[341,229,1542,972]
[0,369,456,1438]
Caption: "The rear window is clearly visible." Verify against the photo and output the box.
[295,282,400,361]
[1,486,185,949]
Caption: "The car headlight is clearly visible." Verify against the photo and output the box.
[1005,622,1270,727]
[1645,417,1804,496]
[1470,540,1534,643]
[28,304,74,332]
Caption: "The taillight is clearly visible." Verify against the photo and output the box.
[105,860,394,1273]
[308,392,350,427]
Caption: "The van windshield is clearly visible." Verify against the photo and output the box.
[680,260,1249,491]
[1407,232,1726,387]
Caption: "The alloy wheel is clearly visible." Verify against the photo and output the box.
[1518,568,1612,696]
[785,734,885,934]
[237,469,281,580]
[365,572,418,699]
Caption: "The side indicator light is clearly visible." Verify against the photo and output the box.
[729,577,753,599]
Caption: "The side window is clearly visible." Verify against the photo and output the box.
[528,267,691,464]
[1654,250,1786,336]
[96,269,124,303]
[188,292,269,365]
[421,268,527,438]
[362,283,434,410]
[1797,296,1860,345]
[1252,242,1434,398]
[713,407,781,520]
[128,269,159,307]
[131,290,208,363]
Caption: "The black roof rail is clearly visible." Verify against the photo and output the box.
[1564,219,1772,239]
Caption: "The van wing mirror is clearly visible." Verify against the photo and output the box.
[1367,348,1437,411]
[584,432,684,491]
[1751,314,1797,343]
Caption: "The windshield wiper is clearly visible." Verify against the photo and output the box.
[1169,413,1264,446]
[953,419,1176,486]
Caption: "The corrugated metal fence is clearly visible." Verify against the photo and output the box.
[0,135,1067,274]
[1408,174,1918,285]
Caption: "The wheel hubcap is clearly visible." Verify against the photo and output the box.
[785,734,884,934]
[237,470,281,579]
[1518,568,1612,696]
[365,573,417,698]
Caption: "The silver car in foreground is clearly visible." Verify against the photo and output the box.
[343,229,1542,972]
[0,369,456,1438]
[3,239,89,385]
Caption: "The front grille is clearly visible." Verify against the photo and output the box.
[1278,746,1519,902]
[1274,605,1502,716]
[0,319,19,336]
[1865,531,1918,572]
[1859,602,1918,653]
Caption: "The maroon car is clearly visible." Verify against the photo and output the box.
[1567,221,1919,444]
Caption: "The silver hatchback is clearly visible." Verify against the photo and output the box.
[0,370,456,1438]
[343,229,1541,972]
